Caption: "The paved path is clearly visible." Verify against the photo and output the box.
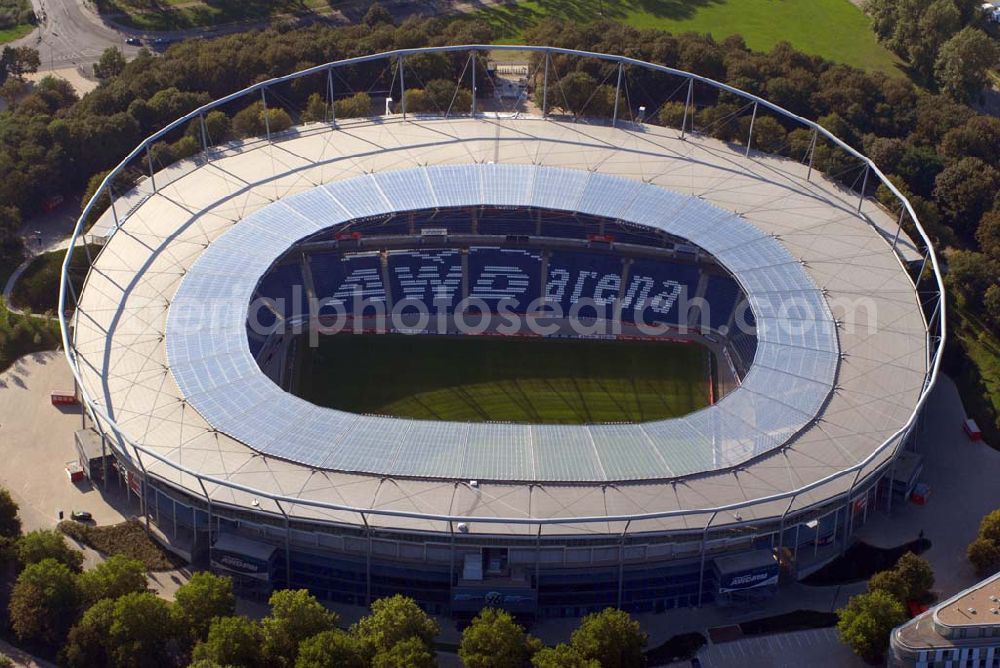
[695,627,864,668]
[0,638,56,668]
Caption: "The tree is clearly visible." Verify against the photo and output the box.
[934,28,1000,103]
[108,592,177,668]
[0,486,20,538]
[261,588,338,667]
[301,92,328,123]
[79,555,148,605]
[836,590,906,662]
[363,2,394,27]
[62,597,116,668]
[934,158,1000,234]
[351,594,439,659]
[372,635,436,668]
[985,284,1000,328]
[894,552,934,601]
[295,630,366,668]
[976,210,1000,261]
[532,644,600,668]
[658,101,686,129]
[939,116,1000,168]
[0,76,27,108]
[743,115,787,154]
[913,0,962,78]
[232,101,293,139]
[16,529,84,571]
[979,509,1000,543]
[173,571,236,643]
[868,569,909,604]
[946,250,996,305]
[93,47,126,80]
[193,615,263,668]
[334,92,372,119]
[9,558,82,644]
[967,537,1000,577]
[569,608,647,668]
[460,608,539,668]
[2,45,40,79]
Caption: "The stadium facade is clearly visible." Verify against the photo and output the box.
[62,46,945,619]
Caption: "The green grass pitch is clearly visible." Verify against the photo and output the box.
[297,334,710,424]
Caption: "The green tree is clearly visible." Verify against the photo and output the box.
[658,101,686,129]
[743,115,787,154]
[836,590,906,662]
[9,558,82,644]
[301,92,328,123]
[262,588,339,667]
[4,45,40,79]
[868,569,909,604]
[372,635,436,668]
[894,552,934,601]
[173,571,236,643]
[62,597,116,668]
[16,529,84,571]
[946,250,996,305]
[93,47,126,80]
[79,555,148,605]
[532,644,600,668]
[934,158,1000,234]
[363,2,394,27]
[108,592,177,668]
[939,116,1000,168]
[295,629,366,668]
[934,28,1000,103]
[351,594,439,660]
[334,92,372,119]
[193,615,263,668]
[967,537,1000,577]
[909,0,961,82]
[979,509,1000,543]
[0,486,20,538]
[569,608,647,668]
[976,210,1000,261]
[460,608,539,668]
[985,284,1000,328]
[232,101,293,139]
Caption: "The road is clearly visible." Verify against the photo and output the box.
[12,0,142,71]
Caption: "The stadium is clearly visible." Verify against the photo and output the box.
[61,46,945,620]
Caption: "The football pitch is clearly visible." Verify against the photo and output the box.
[298,334,710,424]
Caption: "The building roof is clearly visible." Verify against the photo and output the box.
[936,571,1000,628]
[165,163,836,483]
[71,117,929,534]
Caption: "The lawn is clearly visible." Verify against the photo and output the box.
[10,246,95,314]
[476,0,902,75]
[0,0,33,44]
[298,333,710,424]
[0,21,32,44]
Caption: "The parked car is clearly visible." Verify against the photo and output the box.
[70,510,92,522]
[125,37,141,46]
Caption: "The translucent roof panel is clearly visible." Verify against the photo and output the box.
[165,164,838,483]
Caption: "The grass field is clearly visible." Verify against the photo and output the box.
[298,333,710,424]
[476,0,902,75]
